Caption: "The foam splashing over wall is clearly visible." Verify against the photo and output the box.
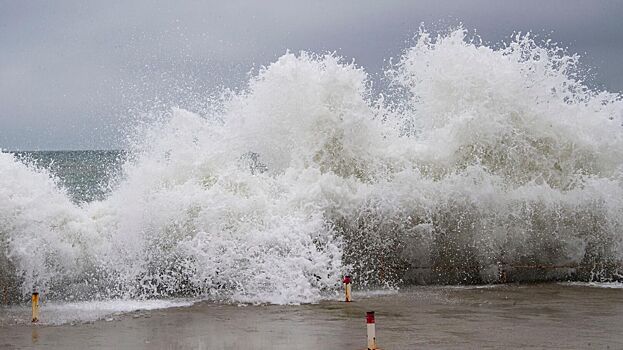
[1,27,622,304]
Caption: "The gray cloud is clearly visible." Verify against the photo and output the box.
[1,0,622,149]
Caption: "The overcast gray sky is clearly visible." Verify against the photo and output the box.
[1,0,622,150]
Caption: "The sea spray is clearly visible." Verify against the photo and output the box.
[1,27,622,304]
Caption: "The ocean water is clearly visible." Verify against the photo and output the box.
[11,151,125,203]
[1,28,622,311]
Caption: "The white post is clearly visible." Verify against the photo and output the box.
[366,311,377,350]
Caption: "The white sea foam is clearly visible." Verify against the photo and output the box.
[0,299,194,326]
[1,27,622,309]
[562,281,623,289]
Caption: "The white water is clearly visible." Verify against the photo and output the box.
[1,28,622,307]
[562,281,623,289]
[0,299,194,325]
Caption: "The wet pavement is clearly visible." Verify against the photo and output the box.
[1,283,622,349]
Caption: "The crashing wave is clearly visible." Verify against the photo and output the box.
[1,27,622,304]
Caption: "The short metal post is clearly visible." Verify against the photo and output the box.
[366,311,377,350]
[31,292,39,323]
[343,275,352,302]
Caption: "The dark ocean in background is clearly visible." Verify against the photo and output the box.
[12,151,125,203]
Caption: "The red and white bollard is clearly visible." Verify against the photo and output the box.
[343,275,352,302]
[366,311,377,350]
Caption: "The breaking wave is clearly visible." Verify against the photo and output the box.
[1,28,622,304]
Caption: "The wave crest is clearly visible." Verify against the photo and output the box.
[1,27,622,304]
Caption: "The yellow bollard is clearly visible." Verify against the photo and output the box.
[343,275,352,302]
[31,292,39,323]
[366,311,377,350]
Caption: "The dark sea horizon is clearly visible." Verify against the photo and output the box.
[10,150,126,203]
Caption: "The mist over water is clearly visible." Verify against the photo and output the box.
[1,28,622,305]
